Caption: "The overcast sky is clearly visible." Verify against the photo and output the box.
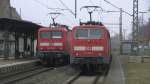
[10,0,150,37]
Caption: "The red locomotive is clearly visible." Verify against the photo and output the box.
[70,22,112,71]
[69,6,112,72]
[36,25,70,66]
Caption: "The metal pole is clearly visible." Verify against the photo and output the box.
[24,33,27,57]
[141,13,144,25]
[139,12,147,25]
[75,0,77,18]
[15,33,19,59]
[89,12,92,22]
[52,18,55,25]
[132,0,139,55]
[4,31,9,60]
[139,12,147,62]
[31,33,34,57]
[119,8,123,55]
[123,29,126,40]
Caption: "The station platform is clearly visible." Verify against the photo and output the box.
[0,58,40,75]
[0,58,38,65]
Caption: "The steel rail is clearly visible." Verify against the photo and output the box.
[0,67,53,84]
[63,69,109,84]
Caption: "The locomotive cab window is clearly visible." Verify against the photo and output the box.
[40,31,51,39]
[76,29,88,39]
[89,29,102,39]
[52,31,62,39]
[75,28,102,39]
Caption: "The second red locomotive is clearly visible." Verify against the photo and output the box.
[36,25,70,66]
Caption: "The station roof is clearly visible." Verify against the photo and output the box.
[0,18,42,33]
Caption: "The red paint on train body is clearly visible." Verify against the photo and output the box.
[37,27,69,53]
[36,26,70,65]
[70,23,111,64]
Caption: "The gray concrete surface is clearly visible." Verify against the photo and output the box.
[0,58,37,65]
[104,55,125,84]
[0,59,39,75]
[72,76,98,84]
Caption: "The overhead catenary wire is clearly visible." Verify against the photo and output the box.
[84,0,105,21]
[89,0,95,6]
[89,0,104,11]
[33,0,76,26]
[57,0,75,16]
[33,0,49,8]
[33,0,68,11]
[34,0,76,18]
[103,0,132,16]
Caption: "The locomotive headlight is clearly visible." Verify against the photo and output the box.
[92,46,104,51]
[40,42,49,46]
[53,43,63,46]
[40,47,43,50]
[74,46,85,51]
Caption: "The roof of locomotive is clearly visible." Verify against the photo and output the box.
[73,21,109,32]
[38,26,69,32]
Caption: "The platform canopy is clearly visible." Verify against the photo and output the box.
[0,18,42,33]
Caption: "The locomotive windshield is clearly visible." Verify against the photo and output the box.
[40,31,51,39]
[75,29,102,39]
[40,31,62,39]
[52,31,62,39]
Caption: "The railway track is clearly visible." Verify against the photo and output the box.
[15,65,76,84]
[64,70,108,84]
[0,66,53,84]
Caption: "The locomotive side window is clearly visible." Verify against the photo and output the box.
[52,31,62,39]
[40,31,50,39]
[75,28,102,39]
[76,29,88,39]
